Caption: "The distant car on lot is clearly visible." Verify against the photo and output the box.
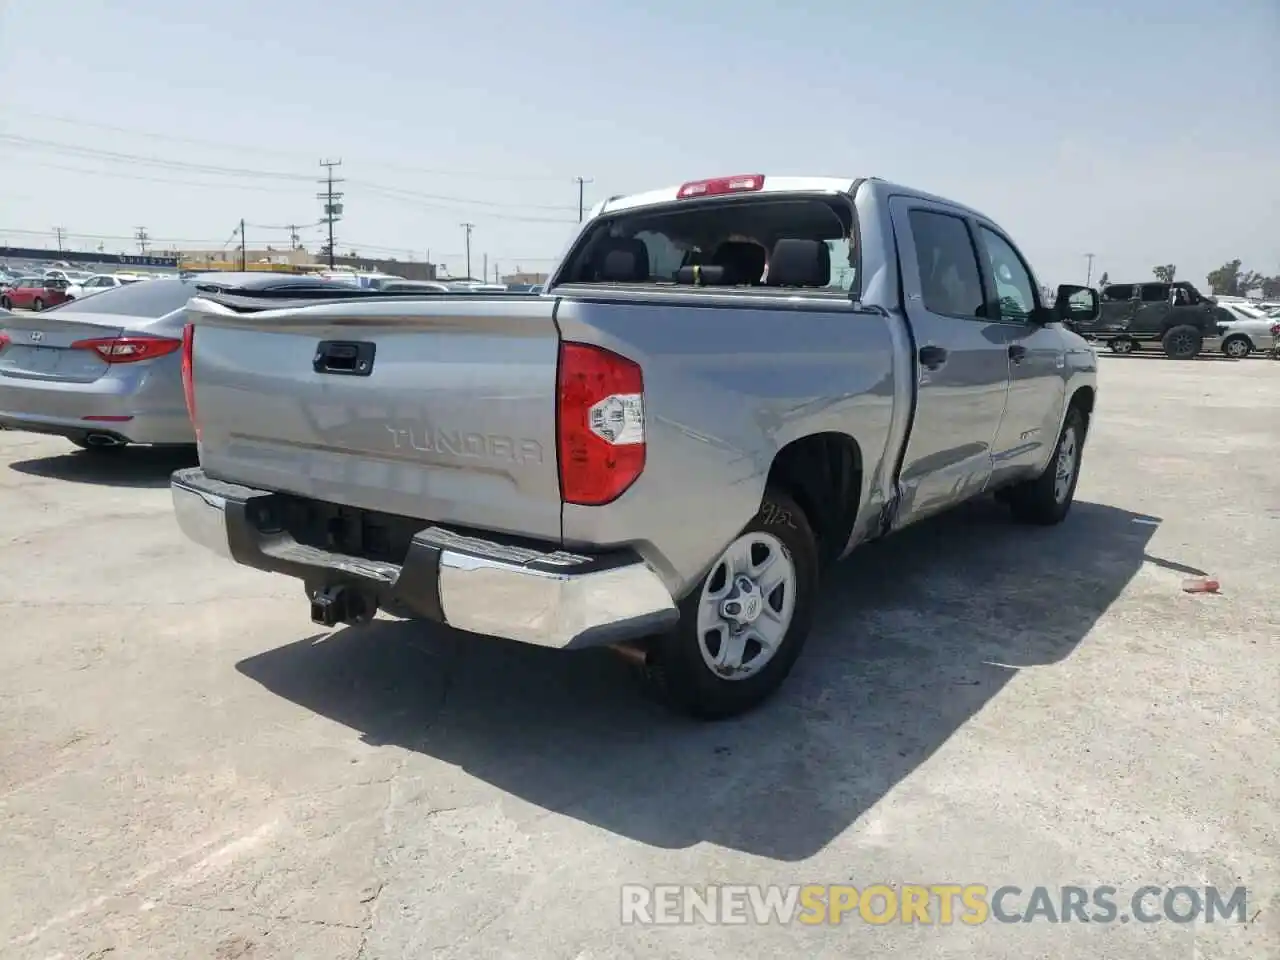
[77,274,143,298]
[0,276,76,312]
[1214,302,1279,358]
[377,280,452,293]
[0,273,351,452]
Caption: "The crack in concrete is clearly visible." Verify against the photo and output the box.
[164,898,366,931]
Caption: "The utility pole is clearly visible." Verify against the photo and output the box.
[53,227,66,252]
[317,159,344,268]
[239,218,247,270]
[1084,252,1095,287]
[483,253,488,285]
[574,176,594,222]
[134,227,150,255]
[494,262,500,284]
[288,224,301,251]
[460,222,474,279]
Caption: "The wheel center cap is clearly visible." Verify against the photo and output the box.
[721,576,763,626]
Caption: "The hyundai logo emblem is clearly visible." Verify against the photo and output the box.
[29,331,43,342]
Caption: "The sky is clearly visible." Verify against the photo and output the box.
[1,0,1277,286]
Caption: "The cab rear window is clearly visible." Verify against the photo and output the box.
[558,195,859,293]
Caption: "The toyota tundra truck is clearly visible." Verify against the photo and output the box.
[170,174,1101,718]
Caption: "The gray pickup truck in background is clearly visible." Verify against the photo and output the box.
[171,174,1101,718]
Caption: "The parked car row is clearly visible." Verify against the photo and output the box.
[1064,280,1279,359]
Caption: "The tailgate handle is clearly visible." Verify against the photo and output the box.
[314,340,376,376]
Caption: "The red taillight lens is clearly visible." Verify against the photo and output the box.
[180,323,199,440]
[70,335,182,364]
[677,174,765,199]
[0,333,10,353]
[557,342,645,505]
[1271,323,1280,337]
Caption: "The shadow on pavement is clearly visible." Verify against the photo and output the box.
[7,444,197,488]
[236,497,1161,861]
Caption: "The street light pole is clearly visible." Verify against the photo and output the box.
[1084,252,1095,287]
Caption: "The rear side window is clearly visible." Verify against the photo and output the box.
[909,210,985,319]
[1102,285,1134,301]
[1140,283,1169,303]
[49,277,194,317]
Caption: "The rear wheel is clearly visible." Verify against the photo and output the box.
[1005,406,1086,526]
[1162,324,1202,360]
[1222,335,1252,359]
[0,296,10,310]
[32,297,44,312]
[1108,337,1136,355]
[641,488,819,719]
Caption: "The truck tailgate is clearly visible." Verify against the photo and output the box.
[186,296,563,541]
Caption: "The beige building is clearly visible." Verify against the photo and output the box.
[501,271,549,285]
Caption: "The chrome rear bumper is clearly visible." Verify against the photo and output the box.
[171,468,678,649]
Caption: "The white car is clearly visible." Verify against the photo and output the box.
[1215,302,1278,358]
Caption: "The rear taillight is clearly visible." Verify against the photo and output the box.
[1271,323,1280,337]
[70,335,182,363]
[557,342,645,505]
[0,333,10,353]
[180,323,199,440]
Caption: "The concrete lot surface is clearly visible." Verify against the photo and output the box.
[1,355,1276,959]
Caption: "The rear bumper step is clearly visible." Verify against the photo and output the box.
[170,467,678,649]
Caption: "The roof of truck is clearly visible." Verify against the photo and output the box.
[598,176,859,215]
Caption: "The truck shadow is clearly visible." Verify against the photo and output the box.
[235,498,1160,862]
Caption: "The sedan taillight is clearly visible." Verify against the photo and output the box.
[70,335,183,364]
[1271,323,1280,337]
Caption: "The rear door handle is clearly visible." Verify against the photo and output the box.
[918,344,948,370]
[1008,344,1027,364]
[314,340,376,377]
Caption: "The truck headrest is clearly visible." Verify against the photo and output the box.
[711,240,767,285]
[766,239,830,287]
[675,264,728,286]
[592,237,650,282]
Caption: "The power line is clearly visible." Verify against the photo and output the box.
[1,139,582,218]
[4,109,574,182]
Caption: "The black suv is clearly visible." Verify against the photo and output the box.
[1068,281,1229,359]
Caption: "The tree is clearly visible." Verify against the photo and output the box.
[1097,271,1108,288]
[1238,270,1264,296]
[1260,276,1280,299]
[1152,264,1176,282]
[1206,260,1243,296]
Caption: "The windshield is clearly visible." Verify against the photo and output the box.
[47,276,196,317]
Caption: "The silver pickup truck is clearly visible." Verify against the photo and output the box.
[171,174,1101,718]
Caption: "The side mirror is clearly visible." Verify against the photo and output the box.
[1055,284,1099,324]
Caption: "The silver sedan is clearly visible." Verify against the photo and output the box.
[1214,304,1278,359]
[0,277,198,451]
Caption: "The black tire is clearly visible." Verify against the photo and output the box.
[32,297,44,312]
[1108,337,1136,355]
[641,488,819,720]
[1005,406,1086,526]
[1221,335,1252,359]
[69,438,127,452]
[1162,324,1202,360]
[0,296,10,310]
